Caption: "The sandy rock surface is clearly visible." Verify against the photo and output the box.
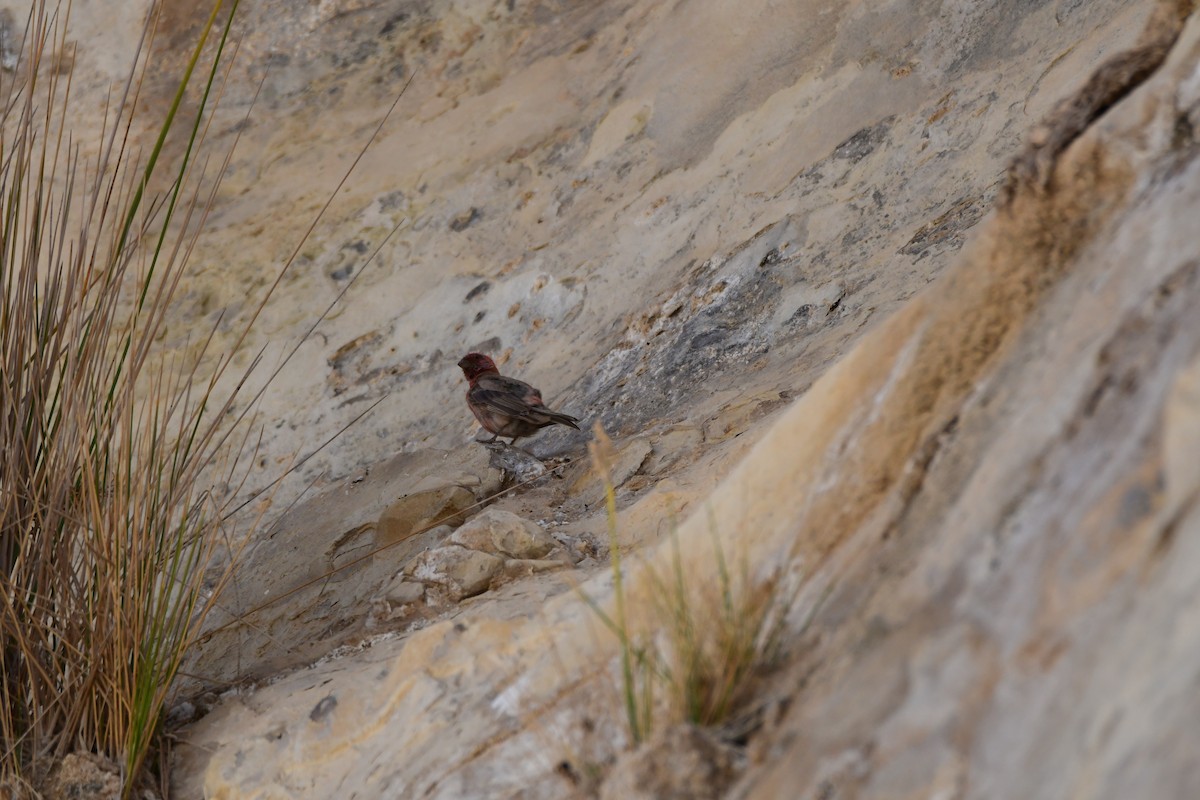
[92,0,1146,515]
[34,0,1200,797]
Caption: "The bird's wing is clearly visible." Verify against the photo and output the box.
[471,375,545,417]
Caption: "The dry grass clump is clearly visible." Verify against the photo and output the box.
[582,426,797,746]
[0,0,260,793]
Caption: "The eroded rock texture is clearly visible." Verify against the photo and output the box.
[95,0,1200,797]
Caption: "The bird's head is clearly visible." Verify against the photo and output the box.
[457,352,499,382]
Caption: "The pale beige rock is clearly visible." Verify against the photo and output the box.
[42,0,1155,530]
[366,579,428,628]
[703,390,792,443]
[406,545,504,602]
[571,436,652,507]
[643,424,704,476]
[375,479,475,545]
[483,442,550,483]
[1164,353,1200,517]
[161,1,1200,799]
[448,508,557,559]
[182,8,1200,795]
[501,557,572,580]
[179,451,484,688]
[382,578,425,606]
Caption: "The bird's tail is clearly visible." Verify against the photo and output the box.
[546,410,581,430]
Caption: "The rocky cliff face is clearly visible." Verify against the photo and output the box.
[123,0,1151,501]
[43,0,1200,796]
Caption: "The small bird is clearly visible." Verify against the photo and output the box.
[457,352,580,445]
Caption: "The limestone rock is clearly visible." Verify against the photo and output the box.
[704,390,793,443]
[180,449,487,688]
[501,557,572,580]
[160,0,1200,798]
[406,546,504,602]
[483,441,549,483]
[366,576,429,628]
[375,478,475,545]
[448,508,557,559]
[643,424,705,476]
[381,577,426,606]
[572,436,652,506]
[1164,353,1200,516]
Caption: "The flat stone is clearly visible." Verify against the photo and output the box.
[571,436,652,506]
[383,579,426,606]
[405,546,505,602]
[179,450,483,689]
[375,480,475,545]
[483,442,548,483]
[365,576,429,627]
[501,557,571,579]
[448,508,557,559]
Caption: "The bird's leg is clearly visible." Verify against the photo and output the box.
[487,433,500,443]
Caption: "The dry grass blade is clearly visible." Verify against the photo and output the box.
[0,0,271,794]
[646,524,795,728]
[578,425,799,746]
[581,423,655,745]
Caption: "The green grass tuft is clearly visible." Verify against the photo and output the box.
[0,0,260,794]
[582,425,799,746]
